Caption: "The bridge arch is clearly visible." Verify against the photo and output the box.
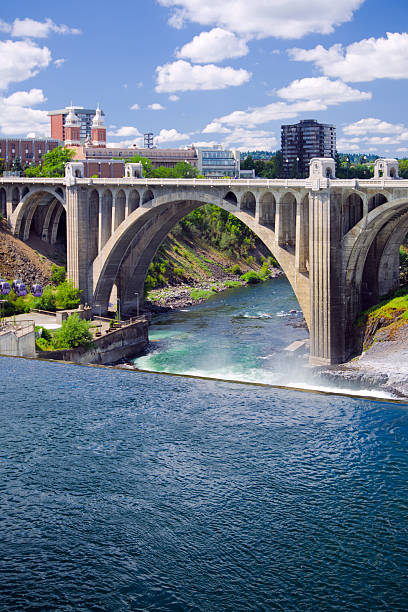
[128,189,140,214]
[240,191,256,215]
[91,191,309,324]
[11,188,66,237]
[343,197,408,334]
[114,189,126,230]
[142,189,154,205]
[0,187,6,217]
[224,191,238,205]
[259,192,276,229]
[368,192,387,212]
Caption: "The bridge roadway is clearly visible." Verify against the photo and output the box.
[2,156,408,365]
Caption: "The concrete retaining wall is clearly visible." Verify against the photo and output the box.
[0,321,36,357]
[39,319,148,365]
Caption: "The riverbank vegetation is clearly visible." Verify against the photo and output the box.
[355,284,408,352]
[0,266,81,316]
[36,313,94,351]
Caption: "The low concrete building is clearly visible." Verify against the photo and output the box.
[0,320,36,357]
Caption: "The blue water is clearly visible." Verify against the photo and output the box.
[134,279,390,398]
[1,356,408,610]
[135,279,309,384]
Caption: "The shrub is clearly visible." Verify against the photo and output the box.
[51,265,66,286]
[259,261,271,280]
[55,281,81,310]
[36,337,51,351]
[190,288,213,300]
[229,264,241,275]
[240,271,261,284]
[225,280,242,288]
[33,285,56,311]
[51,313,94,349]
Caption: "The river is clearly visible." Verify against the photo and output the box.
[134,278,389,398]
[1,279,408,610]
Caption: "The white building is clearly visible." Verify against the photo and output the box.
[196,145,241,178]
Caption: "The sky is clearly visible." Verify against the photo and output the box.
[1,0,408,156]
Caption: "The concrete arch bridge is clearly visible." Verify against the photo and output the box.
[1,156,408,365]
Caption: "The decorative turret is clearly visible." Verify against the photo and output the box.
[91,105,106,147]
[64,105,80,146]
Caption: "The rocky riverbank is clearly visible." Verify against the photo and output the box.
[143,269,283,313]
[319,321,408,398]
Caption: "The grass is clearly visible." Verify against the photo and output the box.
[190,288,214,301]
[356,286,408,327]
[225,280,242,288]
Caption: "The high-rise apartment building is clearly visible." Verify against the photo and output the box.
[48,105,104,142]
[281,119,336,177]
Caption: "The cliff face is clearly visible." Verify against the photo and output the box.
[0,219,61,285]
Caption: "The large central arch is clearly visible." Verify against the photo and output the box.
[91,191,310,325]
[342,196,408,352]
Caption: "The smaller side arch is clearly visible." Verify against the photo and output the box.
[259,192,276,229]
[0,187,6,217]
[21,186,29,198]
[278,192,297,248]
[114,189,126,230]
[368,193,387,213]
[12,187,20,213]
[343,193,363,235]
[224,191,238,205]
[101,189,113,248]
[240,191,256,216]
[142,189,154,205]
[128,189,140,214]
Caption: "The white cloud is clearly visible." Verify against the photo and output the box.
[156,59,251,92]
[202,121,231,133]
[289,32,408,82]
[0,20,11,33]
[0,89,49,136]
[169,94,179,101]
[211,77,370,130]
[11,18,81,38]
[343,118,405,136]
[214,100,324,128]
[336,117,408,153]
[176,28,249,63]
[158,0,365,39]
[54,58,65,68]
[223,128,278,150]
[107,138,144,148]
[130,103,140,110]
[277,77,371,104]
[4,88,46,107]
[0,39,51,91]
[156,128,190,143]
[192,140,220,147]
[108,126,142,138]
[148,103,165,110]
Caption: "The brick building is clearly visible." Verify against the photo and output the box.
[48,105,104,142]
[0,138,60,169]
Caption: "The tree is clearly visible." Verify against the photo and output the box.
[55,280,81,310]
[51,313,94,349]
[51,264,66,286]
[399,159,408,179]
[25,146,75,178]
[11,156,22,173]
[125,155,153,177]
[173,161,199,178]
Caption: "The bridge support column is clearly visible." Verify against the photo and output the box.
[295,197,309,273]
[66,185,91,304]
[309,189,345,365]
